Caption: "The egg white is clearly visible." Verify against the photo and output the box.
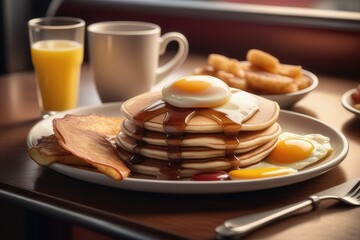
[265,132,332,170]
[213,90,259,125]
[162,75,260,125]
[229,132,333,179]
[229,162,297,180]
[162,75,232,108]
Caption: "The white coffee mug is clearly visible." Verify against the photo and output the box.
[87,21,189,102]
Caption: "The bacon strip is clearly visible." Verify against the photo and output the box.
[52,114,130,180]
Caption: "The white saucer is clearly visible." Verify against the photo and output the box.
[342,88,360,118]
[260,70,318,109]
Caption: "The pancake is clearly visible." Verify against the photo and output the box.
[116,138,277,178]
[118,82,281,180]
[121,90,279,133]
[121,119,281,149]
[117,133,265,160]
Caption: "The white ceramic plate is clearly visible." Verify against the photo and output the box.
[341,88,360,118]
[27,103,348,194]
[260,70,319,109]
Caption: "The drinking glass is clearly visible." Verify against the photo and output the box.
[28,17,85,118]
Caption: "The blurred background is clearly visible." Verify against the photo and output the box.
[1,0,52,73]
[1,0,359,76]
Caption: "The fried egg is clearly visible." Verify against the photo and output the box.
[162,75,260,124]
[229,162,297,179]
[229,132,332,179]
[162,75,231,108]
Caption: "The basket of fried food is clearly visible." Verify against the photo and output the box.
[193,49,318,108]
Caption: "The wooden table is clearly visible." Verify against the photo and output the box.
[0,54,359,240]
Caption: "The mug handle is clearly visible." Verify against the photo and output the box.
[155,32,189,83]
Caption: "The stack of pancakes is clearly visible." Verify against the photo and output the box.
[116,91,281,180]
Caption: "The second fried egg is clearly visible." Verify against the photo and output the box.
[266,132,332,170]
[229,132,332,179]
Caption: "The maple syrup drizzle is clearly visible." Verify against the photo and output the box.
[130,99,242,180]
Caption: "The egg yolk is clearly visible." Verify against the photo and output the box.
[229,168,294,179]
[269,139,314,163]
[172,79,211,94]
[162,75,232,108]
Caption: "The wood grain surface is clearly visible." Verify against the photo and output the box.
[0,55,359,240]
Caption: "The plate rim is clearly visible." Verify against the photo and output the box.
[27,103,349,194]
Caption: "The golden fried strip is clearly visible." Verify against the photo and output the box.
[227,76,248,91]
[216,70,234,85]
[193,66,248,90]
[208,54,233,72]
[277,64,302,78]
[244,70,298,94]
[208,54,246,76]
[246,49,279,73]
[192,65,216,76]
[293,75,312,90]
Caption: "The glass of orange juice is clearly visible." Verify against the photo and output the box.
[28,17,85,118]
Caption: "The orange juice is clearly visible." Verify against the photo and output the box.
[31,40,83,112]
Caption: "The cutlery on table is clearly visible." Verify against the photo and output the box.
[216,177,360,239]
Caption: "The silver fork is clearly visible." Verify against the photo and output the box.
[336,179,360,205]
[216,178,360,239]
